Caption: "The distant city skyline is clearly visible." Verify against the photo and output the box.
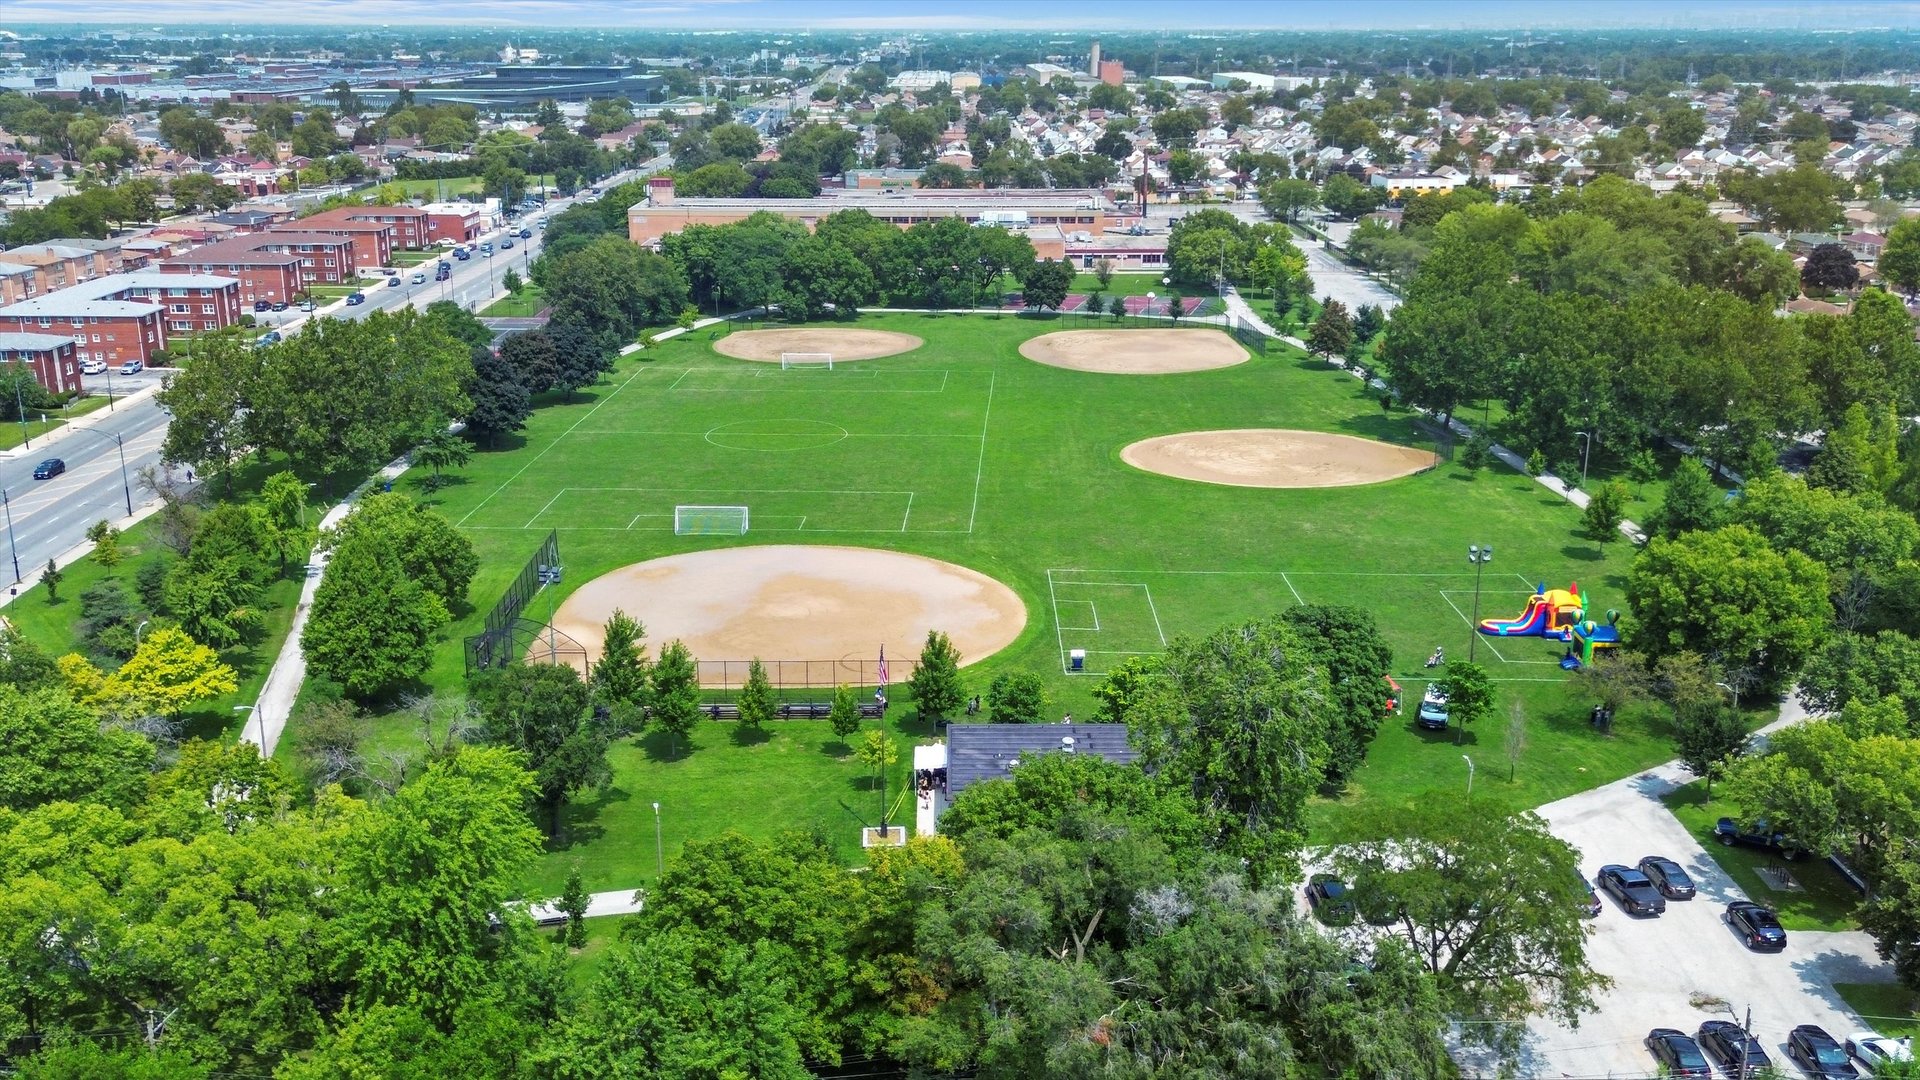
[5,0,1917,31]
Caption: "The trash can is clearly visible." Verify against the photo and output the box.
[1069,649,1085,672]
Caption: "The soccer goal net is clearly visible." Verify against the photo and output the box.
[675,505,749,535]
[780,352,834,370]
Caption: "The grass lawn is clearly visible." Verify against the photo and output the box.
[1835,982,1920,1038]
[557,914,634,989]
[0,394,110,451]
[481,283,547,317]
[1662,782,1863,931]
[365,310,1667,894]
[392,175,557,200]
[389,250,438,267]
[304,284,359,300]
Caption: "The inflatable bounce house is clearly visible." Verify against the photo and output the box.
[1477,581,1621,668]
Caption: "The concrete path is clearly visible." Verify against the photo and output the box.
[524,888,645,923]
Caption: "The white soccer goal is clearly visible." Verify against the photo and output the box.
[780,352,834,370]
[675,505,749,535]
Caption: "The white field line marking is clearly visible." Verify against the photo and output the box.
[900,491,913,532]
[966,371,994,534]
[1437,589,1508,663]
[1280,571,1306,605]
[524,489,567,529]
[1047,568,1068,675]
[458,364,659,526]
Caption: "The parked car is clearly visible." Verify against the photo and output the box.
[1715,816,1804,859]
[388,275,402,287]
[271,300,288,311]
[252,299,272,312]
[518,227,532,238]
[1416,684,1449,729]
[1597,864,1666,916]
[1845,1033,1912,1073]
[1789,1026,1861,1078]
[118,360,143,375]
[1574,869,1602,918]
[345,292,365,306]
[1305,874,1355,926]
[1725,900,1788,951]
[1637,856,1696,900]
[1698,1020,1773,1074]
[31,458,65,480]
[1645,1028,1712,1079]
[80,359,107,375]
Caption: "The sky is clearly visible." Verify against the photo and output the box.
[5,0,1916,31]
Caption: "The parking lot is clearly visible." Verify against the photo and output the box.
[1486,758,1895,1078]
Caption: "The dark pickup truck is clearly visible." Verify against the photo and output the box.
[1714,817,1804,860]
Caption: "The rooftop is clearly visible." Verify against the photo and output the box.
[0,332,79,351]
[945,723,1137,797]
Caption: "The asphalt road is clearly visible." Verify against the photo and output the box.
[0,374,173,585]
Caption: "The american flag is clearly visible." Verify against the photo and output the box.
[877,645,889,692]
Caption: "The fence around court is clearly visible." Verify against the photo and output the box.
[464,529,564,675]
[688,658,914,701]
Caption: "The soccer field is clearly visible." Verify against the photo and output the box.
[416,311,1664,889]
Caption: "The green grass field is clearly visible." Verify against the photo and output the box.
[0,394,110,451]
[380,311,1658,893]
[1663,783,1863,931]
[480,283,547,317]
[1835,982,1920,1038]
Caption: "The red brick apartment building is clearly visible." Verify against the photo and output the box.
[300,205,429,250]
[0,272,243,373]
[0,332,81,394]
[163,232,357,295]
[274,218,393,270]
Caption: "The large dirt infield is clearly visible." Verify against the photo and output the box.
[549,545,1026,686]
[1019,328,1250,374]
[1121,429,1435,488]
[712,328,924,363]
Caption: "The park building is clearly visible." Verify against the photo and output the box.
[1368,171,1466,197]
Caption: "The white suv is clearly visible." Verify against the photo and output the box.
[80,359,108,375]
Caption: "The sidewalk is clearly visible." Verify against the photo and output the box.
[524,887,646,922]
[0,380,165,461]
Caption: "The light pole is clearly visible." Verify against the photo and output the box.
[69,428,136,517]
[233,704,267,750]
[1574,431,1592,490]
[1462,754,1475,798]
[1,487,20,584]
[1467,544,1493,662]
[652,801,664,876]
[11,372,28,448]
[135,619,149,645]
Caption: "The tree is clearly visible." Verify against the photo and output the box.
[0,682,153,810]
[412,427,468,491]
[1441,659,1495,745]
[561,866,589,949]
[325,493,476,612]
[1094,258,1114,287]
[1723,235,1801,305]
[985,671,1047,724]
[1673,700,1748,793]
[1321,171,1381,218]
[1651,457,1722,538]
[1582,480,1631,540]
[1881,218,1920,296]
[1504,701,1529,781]
[649,640,701,756]
[40,559,61,603]
[1802,242,1861,293]
[738,658,777,734]
[501,267,523,296]
[66,625,238,719]
[1127,616,1330,881]
[470,662,607,837]
[462,345,533,448]
[1108,293,1127,321]
[856,729,898,825]
[1626,525,1831,692]
[1258,177,1320,223]
[1279,604,1395,791]
[164,557,262,649]
[1352,303,1385,345]
[303,530,447,699]
[1019,258,1074,312]
[590,609,650,712]
[828,683,861,742]
[1332,800,1609,1042]
[907,629,964,720]
[498,327,560,396]
[330,746,542,1018]
[1307,298,1355,361]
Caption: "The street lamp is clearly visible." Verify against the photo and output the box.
[232,704,268,750]
[69,428,136,517]
[652,801,664,876]
[135,619,149,645]
[1462,754,1475,798]
[1467,544,1493,662]
[1,487,21,584]
[1573,431,1592,490]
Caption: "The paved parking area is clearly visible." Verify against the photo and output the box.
[1482,758,1895,1079]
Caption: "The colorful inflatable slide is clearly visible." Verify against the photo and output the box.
[1478,581,1621,666]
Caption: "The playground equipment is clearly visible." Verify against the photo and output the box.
[1479,581,1622,668]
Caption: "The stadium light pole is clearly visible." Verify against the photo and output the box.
[1467,544,1492,663]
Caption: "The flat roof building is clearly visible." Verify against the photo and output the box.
[630,179,1114,246]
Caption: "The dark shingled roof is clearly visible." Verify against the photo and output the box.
[945,723,1136,797]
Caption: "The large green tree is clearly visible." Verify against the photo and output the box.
[324,493,477,611]
[303,530,448,699]
[470,662,609,837]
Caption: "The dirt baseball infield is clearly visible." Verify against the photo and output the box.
[1121,429,1435,488]
[549,545,1026,686]
[712,328,925,363]
[1019,328,1250,374]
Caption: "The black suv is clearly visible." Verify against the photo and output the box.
[1637,855,1696,900]
[1787,1025,1860,1078]
[1715,816,1804,860]
[1725,900,1788,951]
[1645,1028,1712,1079]
[1598,865,1666,916]
[1697,1020,1772,1073]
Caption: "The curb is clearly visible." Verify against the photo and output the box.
[0,381,166,461]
